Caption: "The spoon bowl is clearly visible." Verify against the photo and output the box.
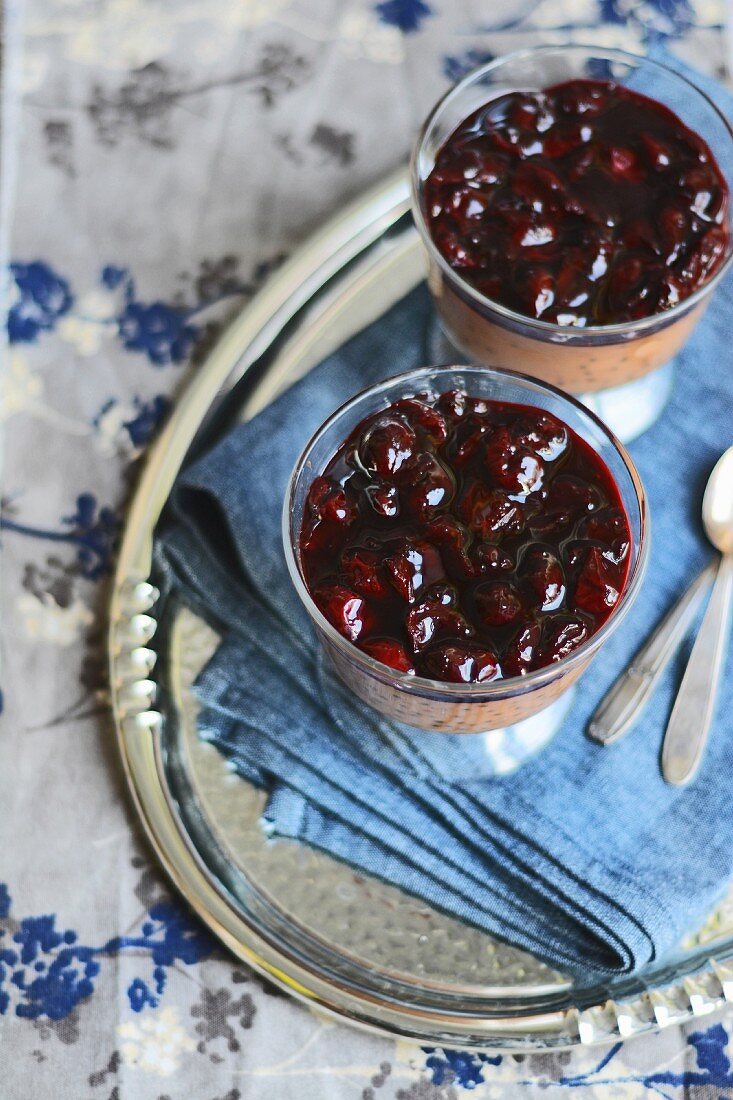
[703,446,733,554]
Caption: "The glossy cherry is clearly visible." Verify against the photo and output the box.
[403,453,455,521]
[475,581,524,627]
[302,476,360,553]
[542,616,590,662]
[359,415,417,480]
[314,584,375,643]
[361,638,416,674]
[406,588,474,653]
[340,548,390,600]
[574,545,622,614]
[459,483,525,539]
[484,427,545,496]
[365,483,400,518]
[423,641,501,684]
[384,539,444,603]
[522,547,566,611]
[502,621,542,677]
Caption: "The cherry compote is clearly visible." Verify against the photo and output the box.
[424,79,729,325]
[299,391,632,683]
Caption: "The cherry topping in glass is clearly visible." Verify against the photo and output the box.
[299,390,632,683]
[424,79,729,325]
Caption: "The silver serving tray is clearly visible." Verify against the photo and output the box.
[109,169,733,1050]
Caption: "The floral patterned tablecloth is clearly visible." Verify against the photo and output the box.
[2,1,733,1097]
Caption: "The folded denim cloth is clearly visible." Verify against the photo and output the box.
[157,59,733,980]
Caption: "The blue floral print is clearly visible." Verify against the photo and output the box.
[423,1028,733,1092]
[122,395,170,446]
[8,261,73,343]
[0,886,214,1024]
[1,493,120,579]
[104,264,199,365]
[4,0,731,1091]
[8,261,200,366]
[374,0,433,33]
[93,394,170,449]
[423,1048,502,1088]
[9,917,101,1022]
[117,300,198,366]
[600,0,695,37]
[463,0,709,47]
[100,264,130,290]
[106,901,216,1012]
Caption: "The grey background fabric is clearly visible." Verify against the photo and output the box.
[2,1,733,1096]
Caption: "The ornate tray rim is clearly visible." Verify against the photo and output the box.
[108,169,733,1051]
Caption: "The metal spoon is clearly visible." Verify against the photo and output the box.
[588,561,716,745]
[662,447,733,786]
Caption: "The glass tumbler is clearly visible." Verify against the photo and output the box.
[411,46,733,440]
[283,365,648,760]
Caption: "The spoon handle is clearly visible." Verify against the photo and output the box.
[662,553,733,786]
[588,561,716,745]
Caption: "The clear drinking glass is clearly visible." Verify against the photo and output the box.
[411,46,733,438]
[283,365,648,737]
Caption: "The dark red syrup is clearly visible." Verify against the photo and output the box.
[424,79,729,325]
[299,391,633,683]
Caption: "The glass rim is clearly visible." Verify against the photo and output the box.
[282,364,650,700]
[410,44,733,341]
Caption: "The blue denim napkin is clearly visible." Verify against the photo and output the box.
[158,60,733,980]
